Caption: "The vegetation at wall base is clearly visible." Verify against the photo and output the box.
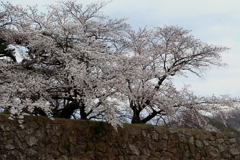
[208,117,240,145]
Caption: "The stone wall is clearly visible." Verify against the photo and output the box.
[0,114,239,160]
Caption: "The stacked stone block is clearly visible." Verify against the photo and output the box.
[0,114,239,160]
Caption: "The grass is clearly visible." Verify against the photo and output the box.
[58,150,64,155]
[125,123,156,126]
[63,144,71,152]
[90,121,105,135]
[188,154,194,159]
[208,117,240,144]
[186,140,191,147]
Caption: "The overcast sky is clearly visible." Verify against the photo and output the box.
[3,0,240,97]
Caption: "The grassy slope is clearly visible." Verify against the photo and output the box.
[208,117,240,144]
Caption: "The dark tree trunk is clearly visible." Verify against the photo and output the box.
[59,101,79,119]
[131,108,142,123]
[33,108,47,116]
[79,103,87,119]
[130,101,143,124]
[130,99,157,124]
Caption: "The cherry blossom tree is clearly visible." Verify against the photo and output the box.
[0,1,128,128]
[0,1,239,130]
[0,11,16,62]
[115,26,239,130]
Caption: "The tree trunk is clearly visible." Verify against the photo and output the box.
[59,101,79,119]
[79,103,87,120]
[130,101,143,124]
[33,108,47,116]
[131,108,142,123]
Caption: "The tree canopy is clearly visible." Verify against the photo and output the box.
[0,1,239,130]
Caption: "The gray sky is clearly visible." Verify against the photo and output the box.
[4,0,240,97]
